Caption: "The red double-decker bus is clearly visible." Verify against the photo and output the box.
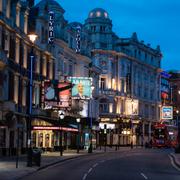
[152,123,178,148]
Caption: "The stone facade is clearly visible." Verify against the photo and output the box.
[0,0,163,154]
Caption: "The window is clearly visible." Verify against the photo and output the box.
[1,29,6,50]
[121,79,125,93]
[100,26,106,32]
[8,71,14,101]
[100,78,106,90]
[22,80,27,106]
[69,37,73,48]
[145,53,147,60]
[68,64,73,76]
[0,0,2,12]
[100,43,107,48]
[91,26,96,32]
[99,103,109,113]
[134,49,137,58]
[138,86,141,97]
[9,35,15,60]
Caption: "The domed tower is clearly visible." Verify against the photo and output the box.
[33,0,67,41]
[84,8,113,50]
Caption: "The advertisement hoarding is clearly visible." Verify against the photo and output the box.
[161,106,173,120]
[58,82,71,108]
[68,77,92,99]
[43,80,71,109]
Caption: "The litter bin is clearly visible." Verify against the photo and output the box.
[32,148,41,166]
[175,145,180,154]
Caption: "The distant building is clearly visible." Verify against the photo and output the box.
[84,8,162,145]
[169,71,180,124]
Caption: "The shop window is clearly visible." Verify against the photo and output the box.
[32,132,36,147]
[45,134,50,147]
[38,133,43,147]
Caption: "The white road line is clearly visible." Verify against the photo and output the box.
[93,163,98,168]
[82,173,87,180]
[168,154,180,171]
[140,173,148,179]
[100,160,105,163]
[88,168,92,173]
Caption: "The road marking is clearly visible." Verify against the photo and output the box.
[169,154,180,171]
[88,168,92,173]
[100,160,105,163]
[82,173,87,180]
[93,163,98,167]
[140,173,148,179]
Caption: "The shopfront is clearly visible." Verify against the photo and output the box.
[31,118,78,151]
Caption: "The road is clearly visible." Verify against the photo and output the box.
[22,148,180,180]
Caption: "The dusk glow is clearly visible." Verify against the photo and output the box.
[35,0,180,71]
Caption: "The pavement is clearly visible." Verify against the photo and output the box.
[0,147,180,180]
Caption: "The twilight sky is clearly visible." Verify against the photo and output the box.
[35,0,180,71]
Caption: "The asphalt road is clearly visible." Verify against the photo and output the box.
[22,148,180,180]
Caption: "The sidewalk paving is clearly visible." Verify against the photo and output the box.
[1,147,180,180]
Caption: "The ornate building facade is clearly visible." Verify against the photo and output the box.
[0,0,163,156]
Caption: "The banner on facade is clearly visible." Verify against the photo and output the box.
[68,77,92,99]
[42,80,72,109]
[48,11,54,44]
[125,99,139,116]
[161,106,173,120]
[58,82,71,108]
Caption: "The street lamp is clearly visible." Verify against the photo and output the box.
[27,32,37,167]
[58,111,64,156]
[88,86,95,153]
[131,99,134,149]
[76,118,80,153]
[176,110,179,127]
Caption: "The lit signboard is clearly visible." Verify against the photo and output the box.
[44,80,58,101]
[161,106,173,120]
[58,82,71,108]
[68,77,92,99]
[48,11,54,44]
[42,80,71,109]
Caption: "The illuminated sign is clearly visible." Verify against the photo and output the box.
[48,11,54,44]
[75,26,81,53]
[58,82,71,108]
[44,80,58,101]
[42,80,72,109]
[33,126,78,132]
[161,106,173,120]
[68,77,92,99]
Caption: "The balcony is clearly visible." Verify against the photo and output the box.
[3,101,16,112]
[99,89,116,96]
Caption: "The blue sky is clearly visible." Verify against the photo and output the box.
[35,0,180,71]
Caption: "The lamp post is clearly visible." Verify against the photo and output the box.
[76,118,80,153]
[88,86,94,153]
[131,99,134,149]
[176,110,179,127]
[58,111,65,156]
[27,33,37,167]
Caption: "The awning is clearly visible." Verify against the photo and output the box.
[32,126,78,132]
